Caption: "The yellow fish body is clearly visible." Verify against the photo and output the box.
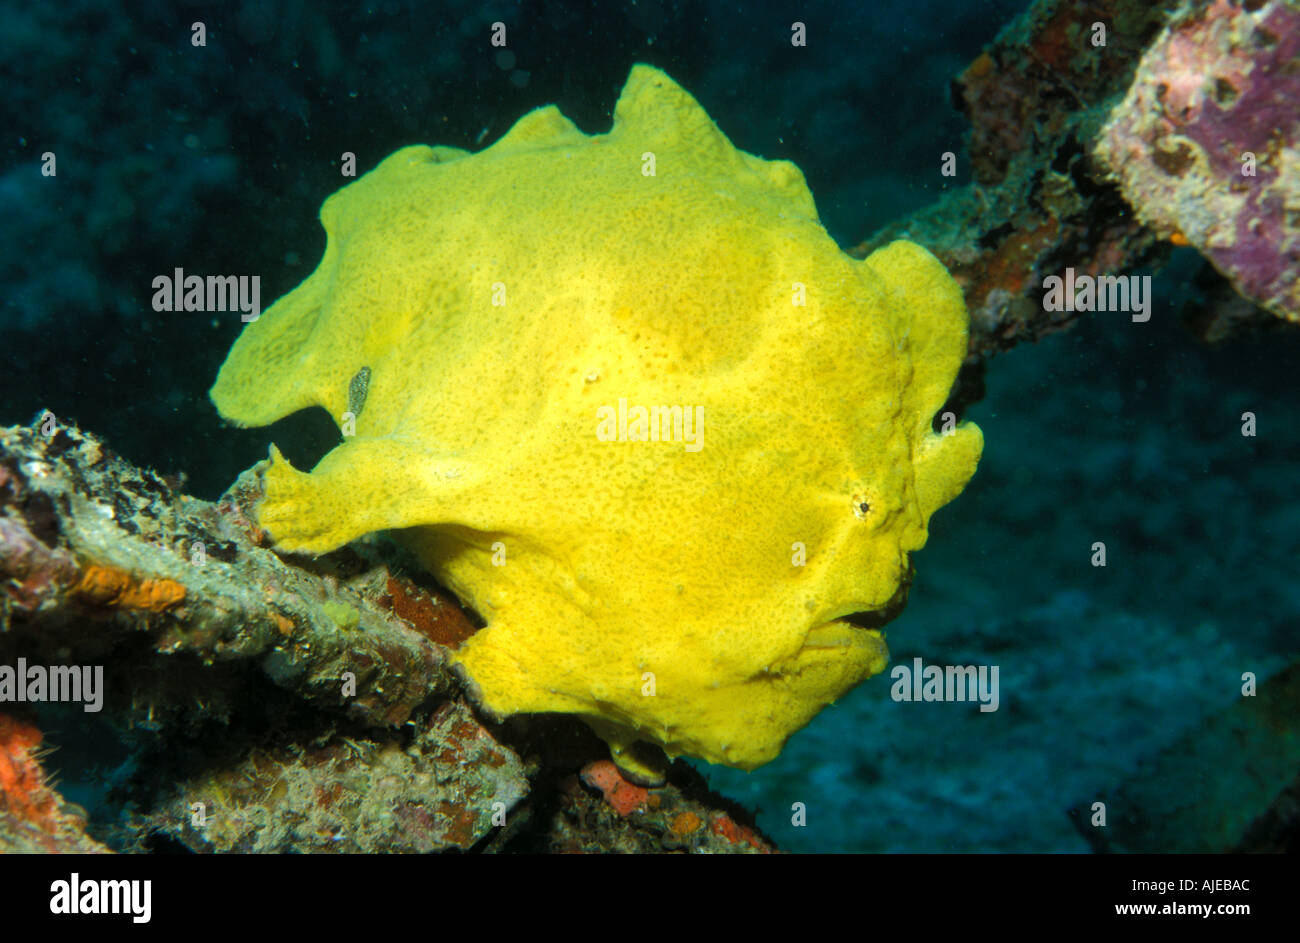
[211,65,982,772]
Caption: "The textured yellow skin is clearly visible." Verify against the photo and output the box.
[211,65,982,771]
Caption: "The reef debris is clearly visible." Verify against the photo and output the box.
[1094,0,1300,323]
[0,416,774,853]
[547,759,773,853]
[858,0,1300,357]
[855,0,1171,359]
[0,417,455,729]
[0,712,109,853]
[141,699,529,854]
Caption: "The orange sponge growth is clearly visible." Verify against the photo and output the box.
[74,564,186,612]
[581,760,649,817]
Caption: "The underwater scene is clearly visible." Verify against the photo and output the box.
[0,0,1297,867]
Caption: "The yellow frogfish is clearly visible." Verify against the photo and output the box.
[211,64,982,774]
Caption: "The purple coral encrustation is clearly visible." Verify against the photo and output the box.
[1096,0,1300,322]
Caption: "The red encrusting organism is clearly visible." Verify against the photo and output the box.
[0,713,59,827]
